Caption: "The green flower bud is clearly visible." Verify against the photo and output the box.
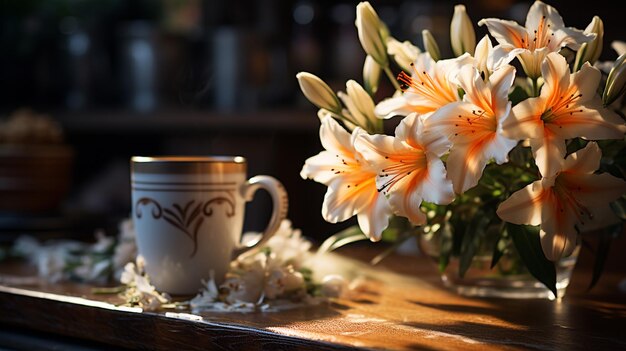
[422,29,441,62]
[603,53,626,106]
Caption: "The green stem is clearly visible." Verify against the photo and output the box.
[383,66,402,92]
[329,110,363,130]
[92,286,126,294]
[531,77,540,97]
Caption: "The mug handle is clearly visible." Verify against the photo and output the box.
[233,175,288,257]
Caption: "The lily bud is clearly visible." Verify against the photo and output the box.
[356,2,388,66]
[387,37,420,72]
[574,16,604,71]
[603,53,626,106]
[422,29,441,62]
[296,72,342,113]
[450,5,476,57]
[363,55,381,95]
[474,35,492,80]
[338,80,378,131]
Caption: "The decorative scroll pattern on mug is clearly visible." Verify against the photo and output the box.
[135,196,236,257]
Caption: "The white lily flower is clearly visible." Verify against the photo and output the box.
[91,231,115,253]
[265,266,305,300]
[301,117,392,240]
[190,275,220,310]
[241,219,312,270]
[227,255,267,303]
[450,5,476,57]
[497,143,626,261]
[355,113,455,225]
[223,253,288,304]
[505,53,626,178]
[479,0,594,79]
[425,64,518,194]
[356,2,388,66]
[113,218,138,278]
[38,247,68,283]
[120,256,171,311]
[375,52,472,119]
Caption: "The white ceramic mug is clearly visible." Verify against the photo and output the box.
[131,156,288,295]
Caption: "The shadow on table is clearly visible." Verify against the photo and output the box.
[401,320,558,350]
[407,299,626,349]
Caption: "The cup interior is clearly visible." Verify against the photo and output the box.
[131,156,246,174]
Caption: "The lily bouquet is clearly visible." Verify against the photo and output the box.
[297,1,626,297]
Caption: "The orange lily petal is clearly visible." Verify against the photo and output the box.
[497,180,544,226]
[477,18,528,49]
[561,142,601,174]
[355,114,455,225]
[540,53,570,106]
[529,129,566,177]
[505,97,546,139]
[357,192,394,242]
[538,186,578,261]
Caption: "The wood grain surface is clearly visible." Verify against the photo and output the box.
[0,244,625,351]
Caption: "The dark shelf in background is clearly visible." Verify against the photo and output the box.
[56,108,320,134]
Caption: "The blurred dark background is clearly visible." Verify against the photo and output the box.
[1,0,624,242]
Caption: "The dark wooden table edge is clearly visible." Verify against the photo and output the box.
[0,286,367,351]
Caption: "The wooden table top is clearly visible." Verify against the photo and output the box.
[1,244,625,351]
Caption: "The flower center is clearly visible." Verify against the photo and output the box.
[540,93,583,123]
[397,63,457,105]
[377,150,427,195]
[553,177,593,228]
[522,15,554,51]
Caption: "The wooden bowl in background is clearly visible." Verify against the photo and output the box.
[0,145,74,213]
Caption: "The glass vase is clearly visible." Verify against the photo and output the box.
[418,228,579,300]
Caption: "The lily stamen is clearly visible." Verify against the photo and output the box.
[397,71,443,103]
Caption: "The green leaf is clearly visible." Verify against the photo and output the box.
[588,224,622,291]
[490,227,507,269]
[609,196,626,220]
[458,212,491,278]
[371,231,417,265]
[438,222,453,272]
[317,225,368,254]
[507,223,557,297]
[451,218,465,256]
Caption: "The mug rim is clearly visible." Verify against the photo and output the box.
[132,156,246,164]
[131,156,247,174]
